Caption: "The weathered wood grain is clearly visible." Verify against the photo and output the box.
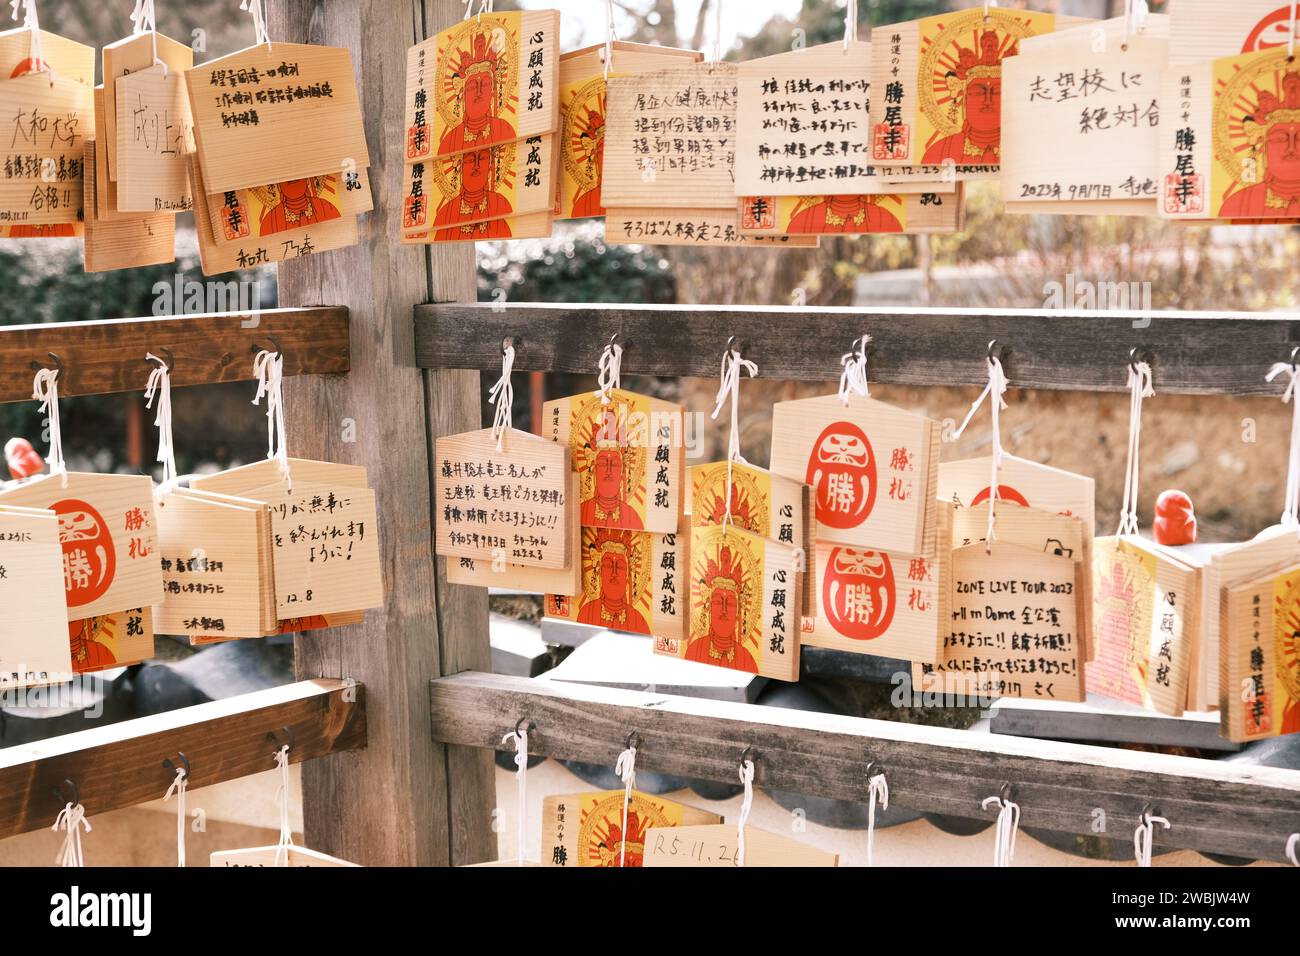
[0,679,364,842]
[0,308,348,404]
[414,302,1300,395]
[429,671,1300,863]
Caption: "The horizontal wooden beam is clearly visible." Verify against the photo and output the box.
[414,302,1300,395]
[429,672,1300,862]
[0,678,365,841]
[0,307,350,404]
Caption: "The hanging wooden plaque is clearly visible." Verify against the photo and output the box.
[1088,535,1196,717]
[541,790,721,868]
[643,824,838,867]
[737,188,963,235]
[185,42,369,193]
[403,10,560,163]
[1221,557,1300,741]
[0,27,93,83]
[211,845,360,867]
[543,387,683,535]
[93,86,128,222]
[544,523,686,641]
[0,223,80,238]
[0,72,92,226]
[190,458,383,619]
[0,473,162,621]
[655,523,801,681]
[114,63,194,212]
[401,209,553,243]
[770,393,940,556]
[101,31,193,182]
[82,141,175,273]
[555,42,702,219]
[433,428,570,570]
[0,504,73,687]
[603,207,817,247]
[68,606,152,672]
[207,168,371,244]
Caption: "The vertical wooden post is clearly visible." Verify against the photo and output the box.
[271,0,494,866]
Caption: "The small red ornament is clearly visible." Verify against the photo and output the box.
[1154,489,1197,545]
[4,437,44,479]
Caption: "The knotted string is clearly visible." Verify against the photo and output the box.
[865,767,888,867]
[1122,0,1149,48]
[981,792,1020,867]
[144,353,177,493]
[1266,361,1300,526]
[614,743,637,868]
[1287,832,1298,866]
[1133,808,1170,868]
[164,767,188,867]
[951,350,1009,550]
[736,757,755,867]
[502,726,530,866]
[710,345,757,533]
[488,341,516,452]
[52,802,91,867]
[273,744,294,866]
[238,0,271,51]
[9,0,51,81]
[31,365,67,487]
[594,339,623,405]
[842,0,857,49]
[838,335,871,405]
[463,0,492,22]
[252,349,291,488]
[602,0,618,79]
[129,0,165,76]
[1116,361,1154,536]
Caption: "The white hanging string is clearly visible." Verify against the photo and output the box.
[9,0,51,82]
[252,349,291,488]
[273,744,294,866]
[463,0,492,22]
[712,0,723,64]
[1266,360,1300,527]
[1287,832,1299,866]
[238,0,271,51]
[144,353,177,494]
[1116,361,1154,536]
[31,365,67,487]
[613,740,637,868]
[865,766,888,867]
[982,0,997,22]
[838,335,871,404]
[163,766,188,867]
[52,802,91,867]
[980,791,1020,867]
[951,347,1009,550]
[1133,808,1170,868]
[488,340,516,452]
[129,0,165,76]
[842,0,857,49]
[1290,1,1298,59]
[1122,0,1149,49]
[710,344,757,533]
[594,338,623,405]
[736,756,755,867]
[602,0,619,79]
[502,725,529,866]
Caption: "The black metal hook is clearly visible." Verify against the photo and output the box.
[624,729,640,751]
[52,778,79,807]
[726,335,739,353]
[1129,345,1154,372]
[147,347,175,372]
[740,745,757,767]
[30,351,64,376]
[999,782,1015,805]
[163,752,191,780]
[1139,802,1158,824]
[501,335,519,355]
[514,717,533,738]
[250,335,284,359]
[1290,345,1298,371]
[266,726,296,754]
[865,759,885,779]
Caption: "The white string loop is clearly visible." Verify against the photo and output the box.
[594,339,623,405]
[1116,361,1154,536]
[711,0,723,63]
[1287,832,1299,866]
[865,766,888,867]
[463,0,492,23]
[129,0,165,76]
[1121,0,1149,48]
[981,792,1020,867]
[502,725,530,866]
[273,744,294,866]
[951,348,1008,549]
[52,802,91,867]
[1266,361,1300,526]
[710,344,757,533]
[842,0,857,49]
[614,742,637,868]
[736,756,755,867]
[9,0,52,83]
[164,767,188,867]
[982,0,998,21]
[1133,808,1170,868]
[838,335,871,404]
[488,340,516,452]
[1290,1,1298,59]
[603,0,619,79]
[252,349,291,488]
[238,0,271,51]
[31,365,67,486]
[144,353,177,493]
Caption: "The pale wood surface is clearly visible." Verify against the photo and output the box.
[101,32,192,183]
[604,206,818,246]
[0,73,92,225]
[540,789,720,867]
[82,140,176,273]
[643,823,838,867]
[114,64,195,213]
[0,505,72,686]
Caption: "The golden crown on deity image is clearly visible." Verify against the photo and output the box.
[436,16,520,127]
[573,395,646,504]
[582,527,649,605]
[919,10,1033,135]
[1214,52,1300,183]
[249,176,334,211]
[1276,574,1300,703]
[692,531,759,649]
[561,78,607,193]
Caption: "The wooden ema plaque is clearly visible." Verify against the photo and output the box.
[154,488,278,639]
[770,393,940,557]
[434,428,570,570]
[207,168,371,243]
[737,188,963,236]
[446,472,580,596]
[92,87,128,222]
[541,790,721,867]
[643,824,837,867]
[113,63,195,213]
[82,141,175,273]
[0,473,162,621]
[68,606,152,673]
[1088,535,1196,718]
[734,40,873,196]
[101,32,192,183]
[1221,556,1300,742]
[186,151,358,276]
[211,845,359,867]
[555,42,702,220]
[656,523,801,681]
[868,7,1056,176]
[603,207,817,247]
[0,72,92,226]
[402,209,553,243]
[0,27,93,83]
[402,134,556,238]
[544,522,687,641]
[185,42,369,194]
[543,387,682,535]
[190,459,383,620]
[403,10,560,164]
[688,459,815,610]
[0,505,72,687]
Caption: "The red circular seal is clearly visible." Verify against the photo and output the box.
[822,547,895,641]
[805,421,877,529]
[970,484,1030,508]
[53,498,116,607]
[1243,6,1299,52]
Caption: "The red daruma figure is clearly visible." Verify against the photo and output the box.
[1154,489,1198,546]
[805,422,877,529]
[4,437,44,479]
[822,547,896,641]
[577,529,649,633]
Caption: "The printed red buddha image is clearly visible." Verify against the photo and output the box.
[256,177,343,236]
[68,615,119,671]
[1220,69,1300,218]
[1274,577,1300,735]
[437,23,519,156]
[561,80,606,218]
[687,542,758,673]
[574,400,645,530]
[922,28,1011,164]
[431,147,515,240]
[786,195,903,234]
[576,528,650,633]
